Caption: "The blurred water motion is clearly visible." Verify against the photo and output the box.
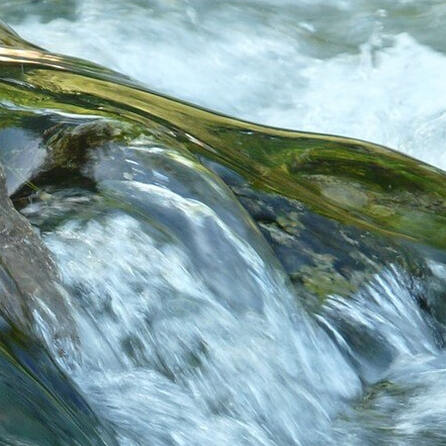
[1,3,446,445]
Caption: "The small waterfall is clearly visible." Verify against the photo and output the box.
[1,4,446,443]
[18,137,446,445]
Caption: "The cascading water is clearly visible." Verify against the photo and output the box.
[1,2,446,445]
[18,135,445,446]
[22,146,360,445]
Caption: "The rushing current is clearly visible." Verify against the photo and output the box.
[3,0,446,168]
[1,1,446,445]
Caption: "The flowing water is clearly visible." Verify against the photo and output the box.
[1,1,446,445]
[3,0,446,168]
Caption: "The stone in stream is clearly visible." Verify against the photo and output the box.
[1,21,446,315]
[3,21,446,446]
[0,108,437,307]
[0,163,76,347]
[6,113,435,310]
[0,164,117,444]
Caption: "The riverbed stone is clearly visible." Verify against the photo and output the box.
[0,163,76,348]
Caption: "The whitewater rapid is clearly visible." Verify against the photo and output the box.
[2,0,446,168]
[2,2,446,445]
[20,142,445,445]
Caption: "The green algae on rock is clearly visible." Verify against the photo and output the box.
[1,23,446,303]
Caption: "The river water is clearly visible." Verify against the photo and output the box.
[1,1,446,445]
[3,0,446,169]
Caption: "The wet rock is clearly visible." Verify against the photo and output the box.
[0,164,76,347]
[201,157,424,305]
[0,164,116,445]
[0,110,140,198]
[43,120,130,170]
[0,112,49,195]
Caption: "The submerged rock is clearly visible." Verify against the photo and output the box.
[1,35,446,250]
[0,70,440,306]
[0,133,116,445]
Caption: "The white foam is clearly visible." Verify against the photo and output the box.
[5,0,446,169]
